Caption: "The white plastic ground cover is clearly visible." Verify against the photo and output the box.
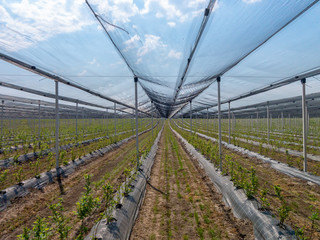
[85,125,163,240]
[0,125,157,212]
[174,121,320,186]
[170,124,296,240]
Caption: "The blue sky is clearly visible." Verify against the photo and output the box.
[0,0,320,116]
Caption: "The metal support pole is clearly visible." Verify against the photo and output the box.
[1,100,3,139]
[289,113,291,130]
[190,101,192,133]
[114,102,117,137]
[206,108,209,132]
[134,77,139,170]
[256,112,259,130]
[281,112,284,132]
[301,78,307,172]
[38,100,41,143]
[151,101,154,139]
[132,109,134,132]
[55,81,64,194]
[75,101,78,141]
[217,77,222,171]
[106,108,109,135]
[267,102,270,144]
[228,101,231,144]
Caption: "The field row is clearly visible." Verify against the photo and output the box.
[0,121,162,239]
[171,119,320,239]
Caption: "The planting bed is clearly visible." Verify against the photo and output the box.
[131,123,254,240]
[172,120,320,239]
[179,119,320,176]
[0,125,160,239]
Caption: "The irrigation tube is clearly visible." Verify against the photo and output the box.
[85,123,164,240]
[170,124,296,239]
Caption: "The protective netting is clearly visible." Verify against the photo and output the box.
[0,0,320,117]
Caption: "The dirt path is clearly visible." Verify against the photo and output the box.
[0,131,153,239]
[131,124,254,240]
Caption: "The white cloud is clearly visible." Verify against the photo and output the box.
[123,34,141,52]
[167,22,176,27]
[140,0,152,15]
[168,49,182,59]
[156,12,164,18]
[137,34,167,57]
[89,58,97,65]
[91,0,139,24]
[0,0,90,52]
[187,0,207,8]
[140,0,187,23]
[243,0,262,3]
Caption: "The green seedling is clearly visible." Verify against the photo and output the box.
[274,185,291,227]
[49,198,71,240]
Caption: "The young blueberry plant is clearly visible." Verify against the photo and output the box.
[76,174,100,239]
[101,183,116,224]
[274,185,291,228]
[49,198,71,240]
[244,167,259,199]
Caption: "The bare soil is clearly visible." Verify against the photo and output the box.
[131,124,254,240]
[177,124,320,239]
[0,131,152,239]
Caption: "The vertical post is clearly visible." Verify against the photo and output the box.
[256,112,259,130]
[122,112,124,131]
[190,101,192,133]
[82,107,84,132]
[55,81,64,194]
[114,102,117,137]
[75,101,78,141]
[217,77,222,171]
[38,100,41,143]
[289,113,291,130]
[151,101,154,139]
[1,100,4,139]
[301,78,307,172]
[206,108,209,132]
[134,77,139,170]
[228,101,231,144]
[106,108,109,135]
[281,112,284,132]
[267,102,270,144]
[132,109,134,132]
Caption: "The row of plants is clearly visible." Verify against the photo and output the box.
[0,121,160,190]
[179,119,320,176]
[186,118,320,153]
[171,121,320,239]
[0,118,152,160]
[15,121,162,239]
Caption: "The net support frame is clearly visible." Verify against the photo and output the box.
[217,77,222,171]
[134,77,139,171]
[301,78,307,172]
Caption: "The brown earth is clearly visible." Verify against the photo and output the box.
[0,130,153,239]
[131,124,254,240]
